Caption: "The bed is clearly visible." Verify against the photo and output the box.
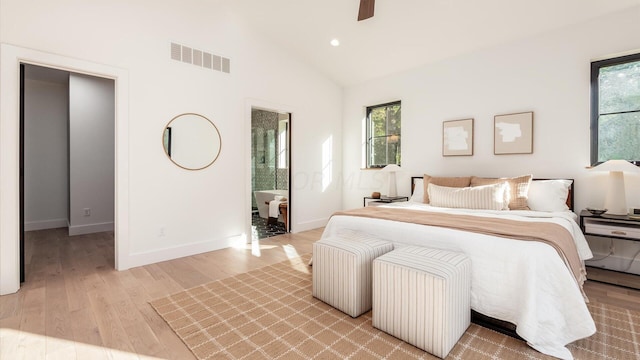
[320,175,595,360]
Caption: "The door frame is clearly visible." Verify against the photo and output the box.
[19,64,25,283]
[245,99,295,240]
[0,44,130,295]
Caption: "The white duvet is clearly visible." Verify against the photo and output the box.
[322,202,596,360]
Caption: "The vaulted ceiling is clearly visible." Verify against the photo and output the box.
[229,0,640,86]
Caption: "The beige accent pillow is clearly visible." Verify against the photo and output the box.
[468,178,510,210]
[423,174,471,203]
[470,175,532,210]
[428,183,508,210]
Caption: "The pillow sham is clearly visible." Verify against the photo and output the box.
[423,174,471,203]
[468,178,510,210]
[428,182,508,210]
[410,178,424,202]
[527,179,572,212]
[470,174,532,210]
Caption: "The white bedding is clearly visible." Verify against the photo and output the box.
[321,202,596,360]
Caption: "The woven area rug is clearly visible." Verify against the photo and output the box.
[150,254,640,360]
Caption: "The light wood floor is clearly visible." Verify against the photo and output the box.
[2,227,640,359]
[0,227,321,359]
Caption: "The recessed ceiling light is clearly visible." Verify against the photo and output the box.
[330,39,340,47]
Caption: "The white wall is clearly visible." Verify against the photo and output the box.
[0,0,343,293]
[343,6,640,210]
[342,6,640,271]
[23,76,69,231]
[68,73,115,235]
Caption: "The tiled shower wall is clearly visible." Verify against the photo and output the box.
[252,109,288,209]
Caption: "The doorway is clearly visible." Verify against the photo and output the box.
[251,109,291,240]
[0,44,129,295]
[20,64,115,282]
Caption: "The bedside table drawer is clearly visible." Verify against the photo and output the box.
[584,219,640,240]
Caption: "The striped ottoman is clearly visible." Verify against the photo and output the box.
[312,236,394,318]
[372,246,471,359]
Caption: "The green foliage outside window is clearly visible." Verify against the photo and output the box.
[366,102,401,168]
[592,54,640,164]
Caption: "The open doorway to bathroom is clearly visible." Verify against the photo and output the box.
[251,109,290,240]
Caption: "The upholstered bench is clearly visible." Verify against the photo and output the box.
[312,236,393,318]
[372,246,471,359]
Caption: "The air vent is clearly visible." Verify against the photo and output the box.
[170,42,230,74]
[193,49,202,67]
[170,43,181,61]
[203,52,212,69]
[221,57,230,74]
[212,55,221,71]
[181,46,192,64]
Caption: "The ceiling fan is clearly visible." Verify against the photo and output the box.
[358,0,375,21]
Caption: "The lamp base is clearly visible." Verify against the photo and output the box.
[388,173,397,197]
[604,171,627,215]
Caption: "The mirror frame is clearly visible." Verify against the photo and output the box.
[162,113,222,170]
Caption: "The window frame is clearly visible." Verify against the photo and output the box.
[590,52,640,166]
[365,100,401,169]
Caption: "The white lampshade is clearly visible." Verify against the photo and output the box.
[592,159,640,173]
[380,164,401,173]
[592,160,640,215]
[381,164,401,197]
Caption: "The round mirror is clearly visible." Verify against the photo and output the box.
[162,113,222,170]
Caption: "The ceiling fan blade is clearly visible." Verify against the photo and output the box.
[357,0,375,21]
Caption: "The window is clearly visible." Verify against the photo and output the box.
[591,52,640,165]
[366,101,401,168]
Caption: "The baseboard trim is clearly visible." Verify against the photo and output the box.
[126,234,245,269]
[292,217,329,233]
[68,222,114,236]
[24,218,68,231]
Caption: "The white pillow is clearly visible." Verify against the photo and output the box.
[527,179,572,212]
[428,182,507,210]
[410,178,424,202]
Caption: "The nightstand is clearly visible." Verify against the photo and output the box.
[580,210,640,242]
[580,210,640,289]
[363,196,408,207]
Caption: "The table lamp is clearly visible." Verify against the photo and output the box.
[381,164,401,197]
[591,159,640,215]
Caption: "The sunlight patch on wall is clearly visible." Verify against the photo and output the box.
[232,233,249,248]
[322,136,333,192]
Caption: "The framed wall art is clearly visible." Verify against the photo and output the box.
[494,111,533,155]
[443,118,474,156]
